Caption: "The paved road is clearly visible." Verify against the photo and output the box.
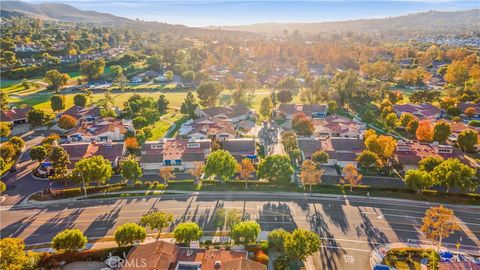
[1,193,479,270]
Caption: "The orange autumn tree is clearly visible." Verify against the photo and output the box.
[416,120,434,142]
[236,158,256,189]
[341,164,363,192]
[125,137,139,154]
[464,107,476,117]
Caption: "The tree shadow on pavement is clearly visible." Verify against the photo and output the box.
[321,199,350,234]
[84,205,121,239]
[25,209,84,244]
[357,209,389,249]
[256,202,297,231]
[309,204,344,270]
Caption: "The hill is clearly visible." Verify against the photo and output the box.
[213,9,480,35]
[0,0,133,25]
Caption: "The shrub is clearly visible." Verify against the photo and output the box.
[468,120,480,127]
[152,180,159,187]
[134,180,142,188]
[258,240,269,253]
[143,181,152,188]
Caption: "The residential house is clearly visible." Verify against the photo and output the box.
[121,240,266,270]
[195,105,256,124]
[458,102,480,118]
[395,140,472,171]
[312,114,366,138]
[42,141,125,170]
[297,137,365,167]
[179,117,237,140]
[66,119,133,142]
[140,138,211,170]
[437,120,480,152]
[393,103,443,120]
[276,104,328,120]
[0,107,31,125]
[221,138,257,161]
[61,106,101,122]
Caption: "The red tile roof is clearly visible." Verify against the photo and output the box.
[0,107,31,122]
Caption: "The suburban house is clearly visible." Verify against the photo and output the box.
[178,117,237,140]
[297,137,365,167]
[121,240,266,270]
[42,141,125,171]
[458,101,480,118]
[194,105,256,124]
[0,107,31,125]
[276,104,328,120]
[66,119,133,142]
[221,138,257,161]
[395,140,471,171]
[140,138,211,170]
[61,106,101,122]
[312,114,366,138]
[393,103,443,120]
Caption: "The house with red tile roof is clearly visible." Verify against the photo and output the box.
[61,106,101,122]
[0,107,31,125]
[179,117,237,140]
[458,101,480,118]
[121,241,266,270]
[297,137,365,167]
[221,138,257,161]
[195,105,256,124]
[394,140,473,171]
[312,114,366,138]
[66,119,133,142]
[140,138,211,171]
[393,103,443,120]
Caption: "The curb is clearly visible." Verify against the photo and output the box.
[11,189,480,210]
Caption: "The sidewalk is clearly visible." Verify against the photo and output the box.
[11,189,480,211]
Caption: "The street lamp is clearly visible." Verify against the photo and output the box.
[78,171,87,199]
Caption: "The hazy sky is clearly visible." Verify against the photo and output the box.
[22,0,480,26]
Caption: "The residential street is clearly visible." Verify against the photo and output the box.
[1,192,479,270]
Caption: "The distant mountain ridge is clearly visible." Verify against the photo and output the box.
[1,1,133,25]
[212,9,480,34]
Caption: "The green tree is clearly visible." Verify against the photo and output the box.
[173,222,203,243]
[0,238,28,270]
[276,90,293,103]
[165,70,174,81]
[0,90,9,110]
[29,146,48,164]
[292,113,314,136]
[260,96,273,119]
[132,116,148,130]
[284,229,320,263]
[268,229,289,252]
[114,223,146,247]
[385,112,398,129]
[399,113,416,127]
[0,122,11,137]
[51,229,87,253]
[311,150,329,164]
[357,150,380,170]
[457,130,478,152]
[44,69,69,92]
[50,95,66,112]
[197,81,223,107]
[49,146,70,181]
[281,131,297,152]
[8,136,24,151]
[121,158,142,182]
[332,69,359,106]
[0,143,16,162]
[433,122,451,143]
[419,156,444,172]
[257,155,294,185]
[72,156,113,186]
[0,181,5,194]
[182,70,195,83]
[80,58,106,82]
[205,150,236,182]
[139,212,173,240]
[405,169,433,193]
[226,209,242,231]
[180,91,199,118]
[157,95,169,114]
[58,114,77,129]
[230,221,261,245]
[73,94,87,107]
[432,158,477,193]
